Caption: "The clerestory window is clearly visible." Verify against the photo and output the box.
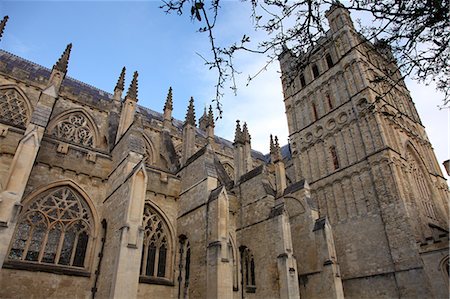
[7,186,93,272]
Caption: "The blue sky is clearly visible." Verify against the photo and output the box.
[1,1,448,177]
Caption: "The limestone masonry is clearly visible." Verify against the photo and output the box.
[0,4,448,299]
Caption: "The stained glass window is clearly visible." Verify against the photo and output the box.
[8,186,93,269]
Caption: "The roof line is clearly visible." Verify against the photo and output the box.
[0,49,113,97]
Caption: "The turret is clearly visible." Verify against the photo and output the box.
[270,135,287,197]
[233,120,252,182]
[325,2,355,33]
[116,71,138,142]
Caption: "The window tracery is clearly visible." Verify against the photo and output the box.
[140,205,171,280]
[50,113,94,147]
[8,186,93,269]
[223,163,235,181]
[0,88,30,127]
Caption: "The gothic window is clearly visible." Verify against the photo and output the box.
[0,88,30,128]
[240,247,256,293]
[140,205,171,281]
[7,186,93,269]
[229,240,239,291]
[326,53,334,69]
[312,64,320,78]
[312,103,318,121]
[406,150,437,221]
[330,146,340,170]
[50,113,95,147]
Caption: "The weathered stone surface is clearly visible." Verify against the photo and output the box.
[0,4,448,299]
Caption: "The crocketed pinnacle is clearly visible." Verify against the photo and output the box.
[0,16,8,41]
[234,120,243,144]
[207,105,214,127]
[164,87,173,111]
[184,97,196,126]
[115,67,126,91]
[270,135,282,161]
[54,43,72,73]
[270,134,275,154]
[242,122,251,143]
[126,71,139,100]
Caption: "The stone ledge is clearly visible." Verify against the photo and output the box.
[2,260,91,277]
[139,276,175,286]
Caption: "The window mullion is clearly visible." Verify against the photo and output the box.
[70,232,80,266]
[37,228,50,263]
[154,247,160,277]
[142,242,148,275]
[54,229,66,264]
[21,223,34,260]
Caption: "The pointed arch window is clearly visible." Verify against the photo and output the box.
[240,247,256,293]
[0,88,30,128]
[50,113,95,147]
[6,186,93,274]
[140,205,172,283]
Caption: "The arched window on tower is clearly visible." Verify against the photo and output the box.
[326,93,334,110]
[6,186,94,273]
[240,247,256,293]
[140,205,172,283]
[326,53,334,69]
[312,64,320,78]
[299,73,306,88]
[330,146,340,170]
[312,102,319,121]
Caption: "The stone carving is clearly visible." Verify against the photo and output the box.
[51,113,94,147]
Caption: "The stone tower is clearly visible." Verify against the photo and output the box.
[280,4,449,298]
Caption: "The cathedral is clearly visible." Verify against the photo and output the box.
[0,4,448,299]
